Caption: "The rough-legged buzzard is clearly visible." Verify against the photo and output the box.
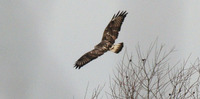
[75,11,128,69]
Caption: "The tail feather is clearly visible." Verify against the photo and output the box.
[110,42,123,53]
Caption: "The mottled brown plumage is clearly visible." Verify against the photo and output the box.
[75,11,128,69]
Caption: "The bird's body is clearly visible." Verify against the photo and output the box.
[95,40,112,50]
[74,11,128,69]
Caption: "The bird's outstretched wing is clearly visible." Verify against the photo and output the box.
[74,48,107,69]
[102,11,128,44]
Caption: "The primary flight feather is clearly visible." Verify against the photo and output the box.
[75,11,128,69]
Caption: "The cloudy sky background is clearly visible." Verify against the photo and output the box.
[0,0,200,99]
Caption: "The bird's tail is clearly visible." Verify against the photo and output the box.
[109,42,123,53]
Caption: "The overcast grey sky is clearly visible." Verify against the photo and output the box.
[0,0,200,99]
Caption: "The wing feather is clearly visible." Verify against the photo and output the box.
[74,48,107,69]
[102,11,128,43]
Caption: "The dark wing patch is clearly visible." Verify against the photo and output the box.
[102,11,128,43]
[74,48,107,69]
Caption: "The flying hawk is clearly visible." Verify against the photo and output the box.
[74,11,128,69]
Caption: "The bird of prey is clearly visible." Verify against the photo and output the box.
[74,11,128,69]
